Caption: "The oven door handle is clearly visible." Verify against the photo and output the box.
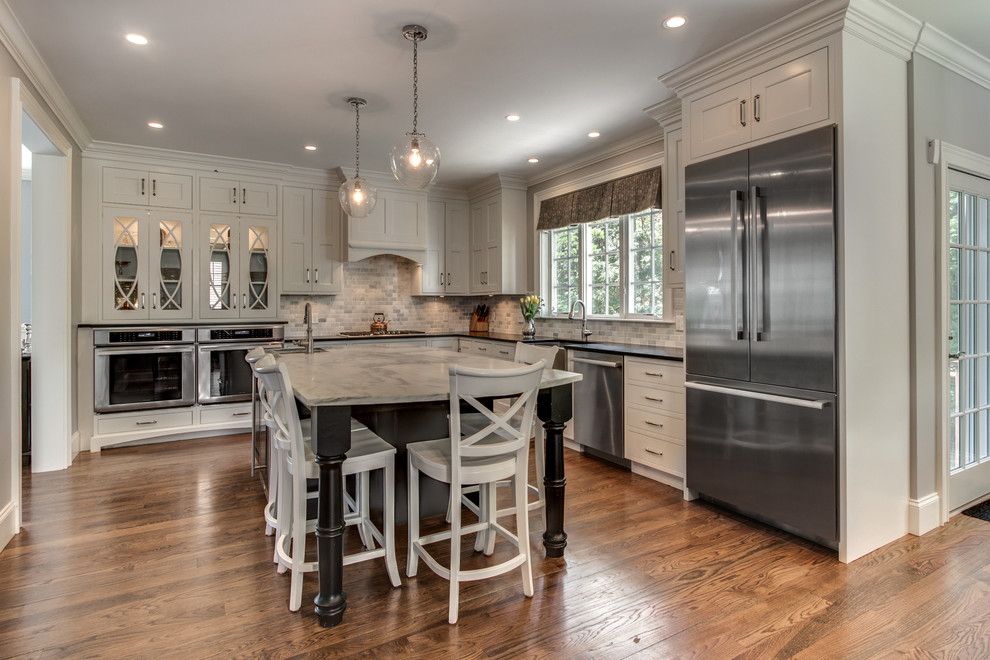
[198,342,283,352]
[95,344,196,355]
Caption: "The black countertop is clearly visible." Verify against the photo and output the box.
[301,331,683,361]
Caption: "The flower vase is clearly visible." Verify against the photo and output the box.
[522,317,536,337]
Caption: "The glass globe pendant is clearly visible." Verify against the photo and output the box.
[389,25,440,189]
[339,97,377,218]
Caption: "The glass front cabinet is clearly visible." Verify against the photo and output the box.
[102,208,194,320]
[199,215,277,319]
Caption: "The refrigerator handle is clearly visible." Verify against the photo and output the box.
[730,189,746,341]
[751,186,768,341]
[686,382,831,410]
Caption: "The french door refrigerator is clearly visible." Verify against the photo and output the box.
[684,126,838,549]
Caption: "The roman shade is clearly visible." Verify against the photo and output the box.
[537,166,661,231]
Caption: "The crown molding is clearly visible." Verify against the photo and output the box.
[85,140,340,187]
[531,150,663,204]
[0,1,91,148]
[526,127,661,188]
[914,23,990,93]
[467,173,528,199]
[643,97,681,129]
[843,0,921,60]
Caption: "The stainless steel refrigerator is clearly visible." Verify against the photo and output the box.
[684,126,838,549]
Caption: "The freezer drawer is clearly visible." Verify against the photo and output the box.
[686,381,837,548]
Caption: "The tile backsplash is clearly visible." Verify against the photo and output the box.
[281,255,683,348]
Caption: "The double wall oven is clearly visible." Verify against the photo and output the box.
[94,328,197,413]
[94,324,284,413]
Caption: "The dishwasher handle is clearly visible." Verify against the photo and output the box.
[572,357,622,368]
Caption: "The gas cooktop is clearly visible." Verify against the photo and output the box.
[339,330,427,337]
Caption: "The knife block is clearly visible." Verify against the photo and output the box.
[469,313,489,334]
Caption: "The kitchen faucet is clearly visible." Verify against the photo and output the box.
[568,299,592,340]
[304,302,314,354]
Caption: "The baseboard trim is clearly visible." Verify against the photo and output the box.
[0,500,18,551]
[909,493,941,536]
[71,431,80,462]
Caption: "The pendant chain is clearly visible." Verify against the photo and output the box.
[412,35,419,135]
[354,102,360,178]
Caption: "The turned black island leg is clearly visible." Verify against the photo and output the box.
[537,384,573,558]
[311,405,352,627]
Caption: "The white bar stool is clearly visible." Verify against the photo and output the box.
[245,347,277,539]
[255,354,401,612]
[406,360,544,624]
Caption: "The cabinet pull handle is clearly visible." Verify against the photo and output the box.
[242,293,247,309]
[447,272,452,286]
[669,250,676,271]
[151,292,157,310]
[645,371,663,377]
[644,447,664,457]
[152,179,157,196]
[478,347,487,351]
[232,411,251,417]
[136,420,158,426]
[754,94,761,122]
[739,99,747,127]
[140,292,146,309]
[314,268,319,283]
[242,188,247,205]
[232,187,238,204]
[306,268,310,283]
[440,272,444,286]
[141,178,146,195]
[644,420,663,428]
[644,395,663,403]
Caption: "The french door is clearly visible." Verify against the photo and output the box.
[947,169,990,510]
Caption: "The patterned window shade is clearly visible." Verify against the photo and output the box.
[537,166,661,231]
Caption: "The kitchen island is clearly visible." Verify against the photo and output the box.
[275,344,582,627]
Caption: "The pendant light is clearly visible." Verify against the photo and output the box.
[389,24,440,189]
[339,97,377,218]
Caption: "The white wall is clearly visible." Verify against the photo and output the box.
[20,178,30,323]
[837,33,912,562]
[908,54,990,504]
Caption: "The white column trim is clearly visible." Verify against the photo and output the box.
[908,493,940,536]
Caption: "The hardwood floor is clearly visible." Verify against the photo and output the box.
[2,435,989,658]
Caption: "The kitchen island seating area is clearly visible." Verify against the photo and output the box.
[252,343,581,625]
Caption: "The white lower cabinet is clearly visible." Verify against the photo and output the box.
[199,403,253,426]
[458,338,515,359]
[624,356,686,483]
[95,408,194,437]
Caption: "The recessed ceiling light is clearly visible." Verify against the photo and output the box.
[505,114,521,122]
[147,121,163,129]
[662,15,687,29]
[125,33,149,45]
[527,157,539,164]
[304,145,318,151]
[587,131,601,138]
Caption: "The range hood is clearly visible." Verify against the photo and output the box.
[338,168,429,264]
[346,244,426,264]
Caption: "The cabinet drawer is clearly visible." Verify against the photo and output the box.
[96,409,193,435]
[626,406,685,444]
[626,382,685,416]
[200,405,253,425]
[625,358,684,388]
[493,344,515,360]
[625,430,685,476]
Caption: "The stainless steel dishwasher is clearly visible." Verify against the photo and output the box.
[570,350,628,467]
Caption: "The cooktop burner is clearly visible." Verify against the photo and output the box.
[339,330,427,337]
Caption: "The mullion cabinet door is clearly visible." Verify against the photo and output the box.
[200,216,240,318]
[148,211,194,319]
[102,207,150,320]
[239,217,277,318]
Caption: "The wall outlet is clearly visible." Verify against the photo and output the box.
[675,313,685,332]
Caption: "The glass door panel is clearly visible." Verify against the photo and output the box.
[208,223,235,312]
[947,170,990,510]
[151,212,192,318]
[112,215,141,311]
[240,219,276,318]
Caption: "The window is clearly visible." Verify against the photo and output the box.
[549,225,580,314]
[541,208,664,320]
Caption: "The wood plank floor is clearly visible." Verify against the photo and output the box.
[2,435,989,658]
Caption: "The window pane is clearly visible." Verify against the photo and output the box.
[608,285,621,316]
[626,209,663,317]
[633,284,652,314]
[549,226,580,315]
[633,250,652,282]
[591,285,606,315]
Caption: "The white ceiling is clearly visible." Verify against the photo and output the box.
[9,0,821,186]
[18,1,985,188]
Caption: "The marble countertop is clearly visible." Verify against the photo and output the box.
[277,345,582,407]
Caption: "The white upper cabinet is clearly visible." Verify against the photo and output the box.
[663,126,686,286]
[103,167,192,209]
[102,207,193,320]
[688,80,752,159]
[468,177,527,295]
[419,198,470,295]
[684,45,831,162]
[199,215,278,319]
[280,186,343,295]
[200,177,277,216]
[750,47,829,141]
